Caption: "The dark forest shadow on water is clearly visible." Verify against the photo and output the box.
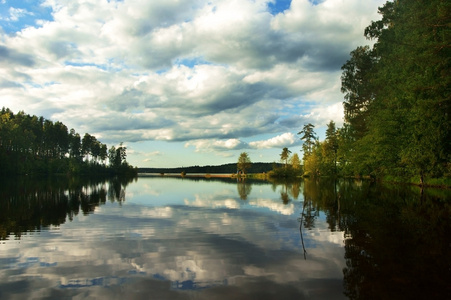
[301,178,451,299]
[0,175,135,240]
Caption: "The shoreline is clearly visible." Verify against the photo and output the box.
[138,173,234,178]
[138,173,451,189]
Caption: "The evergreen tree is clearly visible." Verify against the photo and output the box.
[324,120,339,175]
[0,107,136,176]
[280,147,292,169]
[298,123,317,162]
[341,46,376,139]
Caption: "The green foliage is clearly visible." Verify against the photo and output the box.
[341,46,376,139]
[297,122,338,178]
[237,152,252,174]
[0,108,137,177]
[269,148,303,179]
[268,166,301,179]
[303,141,323,177]
[323,120,339,175]
[290,153,301,171]
[338,0,450,183]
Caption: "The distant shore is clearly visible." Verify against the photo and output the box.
[138,173,234,178]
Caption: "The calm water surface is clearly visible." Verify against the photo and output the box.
[0,176,450,299]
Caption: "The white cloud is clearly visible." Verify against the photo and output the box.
[249,132,297,149]
[185,194,241,210]
[300,101,345,127]
[248,198,295,215]
[2,7,33,22]
[0,0,386,166]
[185,138,248,153]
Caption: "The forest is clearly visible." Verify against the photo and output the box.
[0,107,137,177]
[295,0,449,186]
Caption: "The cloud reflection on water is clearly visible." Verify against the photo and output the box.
[0,178,346,299]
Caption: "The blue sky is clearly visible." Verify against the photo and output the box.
[0,0,385,168]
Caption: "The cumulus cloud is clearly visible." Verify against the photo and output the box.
[249,132,298,149]
[0,0,386,165]
[185,138,248,153]
[299,101,345,126]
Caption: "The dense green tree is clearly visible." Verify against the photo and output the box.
[54,121,69,158]
[108,146,117,167]
[371,0,450,181]
[340,0,450,183]
[82,133,95,161]
[237,152,252,174]
[99,143,108,165]
[0,107,136,177]
[43,119,55,157]
[118,142,127,163]
[341,46,376,139]
[108,143,127,169]
[91,140,101,163]
[304,141,323,177]
[69,129,82,160]
[336,123,356,176]
[324,120,339,175]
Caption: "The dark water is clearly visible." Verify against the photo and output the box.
[0,176,450,300]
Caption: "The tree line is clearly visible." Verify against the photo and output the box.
[0,107,137,176]
[337,0,449,184]
[139,162,282,174]
[256,0,449,185]
[337,0,451,184]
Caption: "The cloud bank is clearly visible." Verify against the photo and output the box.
[0,0,385,166]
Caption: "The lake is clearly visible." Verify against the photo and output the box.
[0,176,450,299]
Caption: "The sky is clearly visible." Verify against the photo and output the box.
[0,0,385,168]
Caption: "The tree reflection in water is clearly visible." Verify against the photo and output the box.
[236,178,252,200]
[301,178,451,299]
[1,176,449,299]
[0,176,135,240]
